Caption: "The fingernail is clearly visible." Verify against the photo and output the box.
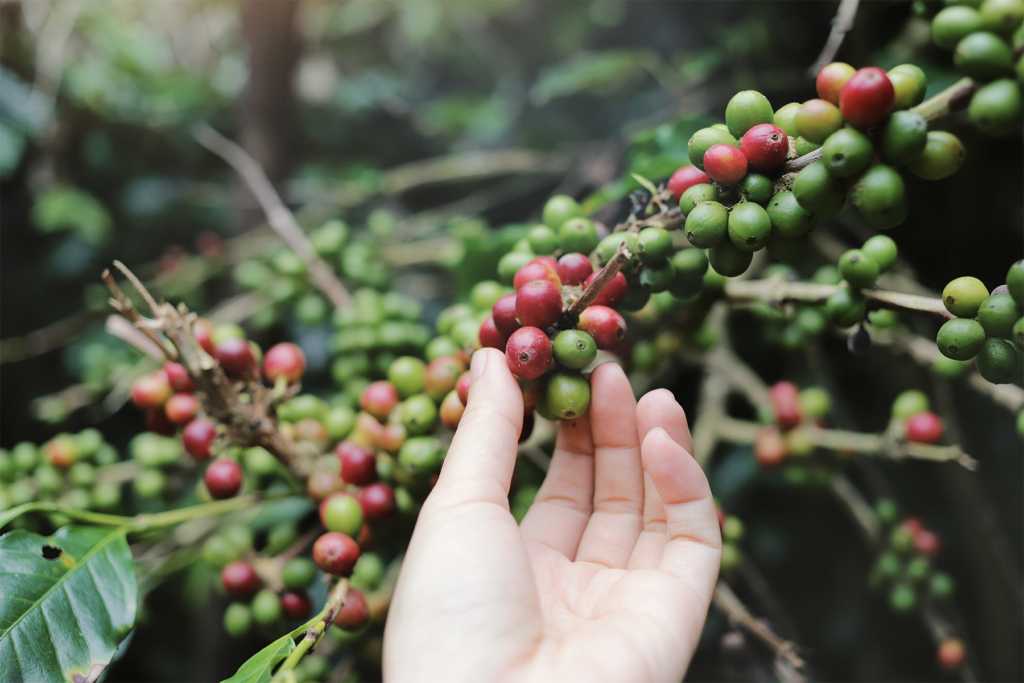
[470,349,490,380]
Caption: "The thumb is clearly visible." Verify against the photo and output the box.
[431,348,524,508]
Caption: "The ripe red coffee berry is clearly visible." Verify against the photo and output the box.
[937,639,966,670]
[358,482,397,519]
[913,529,941,557]
[839,67,895,129]
[513,257,561,289]
[440,390,465,429]
[312,532,360,576]
[667,165,711,199]
[163,362,194,392]
[337,441,376,485]
[905,411,944,444]
[577,305,627,350]
[455,371,471,404]
[584,271,629,307]
[183,418,217,459]
[146,409,176,436]
[755,427,787,467]
[505,326,553,380]
[193,318,216,355]
[333,588,369,630]
[703,144,748,185]
[205,458,243,499]
[491,293,521,336]
[360,381,399,419]
[478,316,508,349]
[131,371,172,409]
[281,591,313,619]
[165,392,199,425]
[901,517,923,536]
[215,338,255,377]
[515,279,563,329]
[770,382,803,429]
[556,252,594,286]
[740,124,789,172]
[263,342,306,383]
[221,561,260,597]
[816,62,856,104]
[424,357,465,400]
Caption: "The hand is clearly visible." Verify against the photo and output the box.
[384,349,721,683]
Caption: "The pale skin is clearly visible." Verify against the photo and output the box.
[384,348,721,682]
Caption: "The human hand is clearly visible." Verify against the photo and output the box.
[384,348,721,682]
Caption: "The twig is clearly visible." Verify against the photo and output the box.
[723,279,951,319]
[714,581,806,673]
[193,123,351,309]
[809,0,861,76]
[272,579,351,681]
[104,315,166,361]
[567,244,631,316]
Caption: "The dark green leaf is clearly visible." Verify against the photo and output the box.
[220,627,299,683]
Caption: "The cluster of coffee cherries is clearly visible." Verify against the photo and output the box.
[890,390,947,444]
[936,260,1023,384]
[716,508,746,575]
[753,382,834,487]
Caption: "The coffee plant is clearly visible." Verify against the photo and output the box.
[2,1,1022,681]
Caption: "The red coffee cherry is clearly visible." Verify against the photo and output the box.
[901,517,924,535]
[905,411,944,444]
[375,423,406,453]
[183,418,217,459]
[667,165,710,199]
[456,371,471,404]
[360,381,399,419]
[505,327,554,380]
[204,458,243,499]
[215,338,255,377]
[513,257,561,289]
[131,371,172,409]
[478,316,508,349]
[336,441,376,485]
[193,318,216,355]
[839,67,895,129]
[515,280,563,329]
[755,427,787,467]
[816,62,856,104]
[556,253,594,286]
[703,144,749,185]
[165,392,199,425]
[358,482,397,520]
[770,382,803,429]
[221,561,261,597]
[263,342,306,383]
[146,408,176,436]
[163,362,195,392]
[440,390,465,429]
[424,356,466,400]
[577,305,627,350]
[312,532,360,576]
[913,529,941,557]
[740,123,789,172]
[281,591,313,619]
[583,270,628,307]
[333,588,369,630]
[937,638,966,670]
[491,293,521,336]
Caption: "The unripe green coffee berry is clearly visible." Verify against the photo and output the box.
[892,390,930,419]
[1013,316,1024,347]
[559,217,600,253]
[595,232,638,264]
[282,558,318,590]
[773,102,802,136]
[388,357,427,397]
[636,227,673,264]
[1007,260,1024,305]
[936,318,987,360]
[862,235,899,272]
[527,224,560,255]
[929,572,956,600]
[708,242,753,277]
[932,6,984,49]
[685,201,729,248]
[224,603,252,637]
[767,191,814,238]
[679,183,719,215]
[796,100,844,143]
[90,481,121,511]
[968,78,1023,135]
[888,64,928,109]
[980,0,1024,35]
[498,251,533,284]
[934,355,972,377]
[888,582,917,613]
[868,309,899,329]
[542,194,581,229]
[470,281,506,311]
[398,437,444,475]
[839,249,880,289]
[638,263,674,292]
[943,276,989,317]
[727,202,772,252]
[955,31,1014,79]
[799,387,831,418]
[631,340,659,371]
[133,468,167,499]
[720,544,742,572]
[890,526,915,553]
[794,136,820,155]
[873,552,903,583]
[722,516,744,542]
[906,556,931,582]
[881,111,928,165]
[978,292,1020,337]
[725,90,774,137]
[400,394,438,435]
[321,494,364,536]
[977,338,1020,383]
[252,589,282,626]
[670,248,709,299]
[825,287,867,327]
[544,372,592,420]
[851,165,907,230]
[687,127,737,168]
[793,161,845,216]
[68,462,96,488]
[351,552,386,591]
[796,307,828,335]
[553,330,598,369]
[875,498,900,525]
[739,173,774,205]
[265,522,298,556]
[909,131,966,181]
[822,127,874,178]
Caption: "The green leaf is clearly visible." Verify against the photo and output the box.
[630,173,659,196]
[530,50,658,105]
[32,185,112,245]
[0,526,137,682]
[221,626,302,683]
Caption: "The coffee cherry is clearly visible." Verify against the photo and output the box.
[937,638,967,670]
[978,292,1020,337]
[977,338,1020,383]
[914,529,942,557]
[770,382,802,429]
[544,372,591,420]
[456,371,471,404]
[962,31,1014,79]
[929,572,956,600]
[248,589,282,626]
[677,185,716,217]
[478,316,507,349]
[755,427,787,467]
[221,561,261,597]
[910,131,966,181]
[636,227,673,264]
[708,243,753,278]
[556,253,593,286]
[738,173,773,205]
[577,305,627,350]
[423,357,465,401]
[766,191,814,238]
[358,482,396,520]
[796,99,844,143]
[667,165,710,199]
[399,394,438,435]
[851,164,907,229]
[739,123,788,172]
[933,6,984,48]
[497,251,532,284]
[822,127,874,178]
[792,161,843,215]
[584,271,628,307]
[516,279,563,329]
[182,418,217,459]
[816,62,856,104]
[513,257,561,289]
[1010,260,1024,305]
[527,224,560,255]
[163,362,194,392]
[558,217,599,253]
[937,318,986,359]
[320,493,364,536]
[981,0,1024,34]
[193,318,216,355]
[505,327,553,380]
[888,582,916,613]
[825,287,867,327]
[1014,317,1024,347]
[968,78,1023,135]
[398,436,444,475]
[727,202,772,252]
[280,591,312,619]
[906,411,944,443]
[333,588,369,630]
[888,64,928,109]
[217,338,257,378]
[881,111,928,164]
[687,126,737,168]
[485,295,519,340]
[840,67,895,129]
[205,458,243,499]
[336,442,376,485]
[388,356,426,397]
[725,90,774,137]
[839,249,880,290]
[639,262,676,292]
[703,144,748,185]
[670,248,709,299]
[281,557,317,590]
[862,235,899,272]
[542,194,581,229]
[773,101,801,135]
[223,603,252,637]
[165,392,199,425]
[263,342,306,383]
[131,371,172,409]
[552,330,597,369]
[943,276,989,317]
[312,531,360,576]
[685,201,729,248]
[360,381,399,420]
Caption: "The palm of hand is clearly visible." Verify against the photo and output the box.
[385,352,720,683]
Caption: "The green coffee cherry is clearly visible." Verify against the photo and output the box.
[825,287,867,327]
[796,307,827,336]
[862,236,899,272]
[265,523,298,556]
[559,218,600,253]
[978,292,1020,337]
[133,468,166,499]
[636,227,673,264]
[498,251,533,284]
[527,224,560,255]
[934,355,972,378]
[727,202,772,252]
[955,31,1014,79]
[794,136,820,155]
[932,6,984,48]
[793,162,845,216]
[968,78,1023,135]
[542,194,581,229]
[980,0,1024,35]
[881,111,928,165]
[708,242,753,278]
[224,603,253,637]
[888,64,928,109]
[688,127,737,168]
[720,544,742,572]
[400,394,438,435]
[767,191,814,238]
[873,552,903,583]
[875,498,901,525]
[685,201,729,248]
[595,232,638,265]
[1013,316,1024,347]
[679,183,719,214]
[1007,260,1024,305]
[892,390,930,419]
[351,553,385,591]
[282,558,318,590]
[936,318,987,360]
[773,102,802,136]
[799,387,831,418]
[722,516,744,542]
[822,128,874,178]
[398,437,444,475]
[321,494,364,536]
[544,372,592,420]
[909,131,966,180]
[943,276,989,317]
[888,583,917,613]
[725,90,774,137]
[631,340,659,372]
[470,281,506,311]
[639,262,676,292]
[670,248,709,299]
[929,572,956,600]
[553,330,598,369]
[868,309,899,329]
[839,250,880,289]
[906,556,931,582]
[977,338,1020,383]
[850,165,907,230]
[252,589,282,626]
[12,443,38,472]
[388,357,427,397]
[740,173,774,205]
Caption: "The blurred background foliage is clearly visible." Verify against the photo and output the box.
[0,0,1021,681]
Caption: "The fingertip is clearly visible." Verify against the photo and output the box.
[637,388,678,415]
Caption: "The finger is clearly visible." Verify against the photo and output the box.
[642,427,720,598]
[629,390,692,569]
[575,363,644,568]
[430,348,524,509]
[520,414,594,558]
